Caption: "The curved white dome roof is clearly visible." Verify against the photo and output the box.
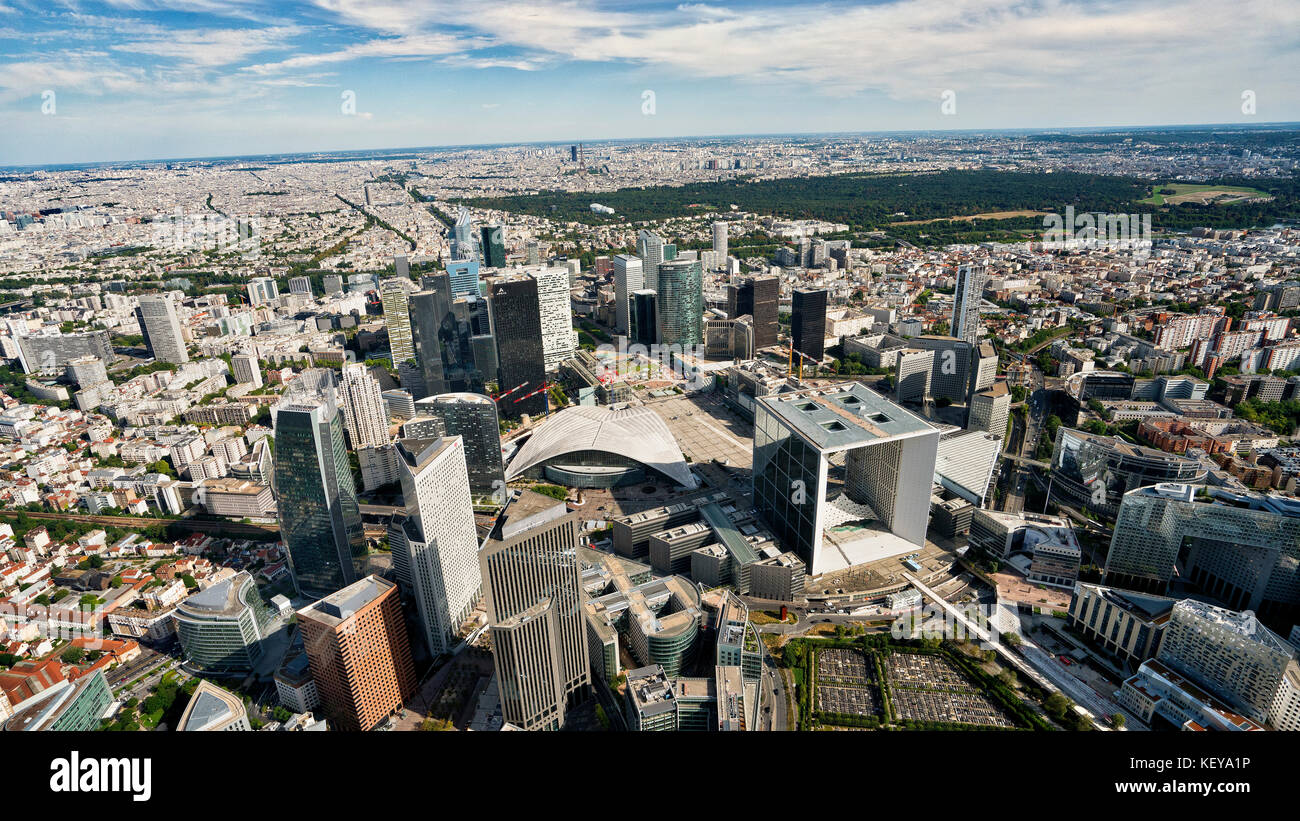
[505,405,697,488]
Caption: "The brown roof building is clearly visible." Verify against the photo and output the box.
[297,575,415,732]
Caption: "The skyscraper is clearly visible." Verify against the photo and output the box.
[481,489,591,730]
[395,436,484,656]
[488,275,547,418]
[410,393,505,500]
[630,290,658,347]
[532,266,576,371]
[791,288,827,363]
[446,259,481,299]
[726,275,778,349]
[273,376,365,598]
[297,575,416,732]
[452,208,479,262]
[910,335,972,403]
[380,278,415,367]
[656,258,703,348]
[951,261,988,346]
[612,254,644,336]
[135,294,189,364]
[481,224,506,269]
[338,362,390,450]
[712,220,728,267]
[636,229,664,286]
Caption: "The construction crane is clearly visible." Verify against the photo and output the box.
[491,381,529,403]
[513,383,550,404]
[787,341,820,380]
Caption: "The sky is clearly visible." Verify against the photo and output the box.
[0,0,1298,166]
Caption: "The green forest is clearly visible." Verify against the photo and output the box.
[457,168,1300,247]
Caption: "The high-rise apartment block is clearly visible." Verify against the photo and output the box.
[135,293,189,364]
[951,261,988,346]
[338,362,390,450]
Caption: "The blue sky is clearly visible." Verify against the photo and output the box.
[0,0,1297,166]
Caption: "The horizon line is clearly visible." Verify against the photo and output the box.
[4,120,1299,173]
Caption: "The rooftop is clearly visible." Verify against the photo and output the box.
[758,382,935,451]
[300,575,392,626]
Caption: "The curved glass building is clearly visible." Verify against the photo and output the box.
[175,572,269,675]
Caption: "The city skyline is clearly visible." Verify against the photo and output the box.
[1,0,1298,166]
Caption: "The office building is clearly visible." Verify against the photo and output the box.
[752,383,940,576]
[481,489,591,730]
[533,266,576,371]
[656,258,703,348]
[174,572,268,674]
[488,275,547,418]
[613,254,644,335]
[791,288,827,363]
[910,335,972,403]
[951,261,988,346]
[1067,582,1175,669]
[289,275,313,296]
[726,275,778,350]
[273,376,365,597]
[395,437,483,656]
[1104,484,1300,626]
[630,289,658,347]
[177,680,251,731]
[624,665,678,731]
[15,330,113,374]
[1050,429,1207,521]
[135,294,189,364]
[297,576,416,732]
[894,348,934,403]
[411,392,504,500]
[338,362,390,450]
[380,279,415,366]
[1157,599,1298,727]
[3,671,112,732]
[481,224,506,268]
[636,229,664,286]
[452,208,479,262]
[447,259,481,299]
[968,382,1010,435]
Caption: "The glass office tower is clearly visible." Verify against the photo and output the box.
[273,375,365,598]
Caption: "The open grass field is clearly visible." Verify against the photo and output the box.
[1140,182,1273,205]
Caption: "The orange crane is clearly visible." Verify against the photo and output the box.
[788,341,820,380]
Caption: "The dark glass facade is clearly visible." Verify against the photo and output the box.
[792,288,827,362]
[273,401,365,597]
[489,277,548,418]
[727,275,778,349]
